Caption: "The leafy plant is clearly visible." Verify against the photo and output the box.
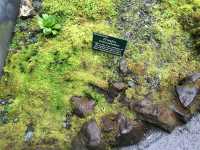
[37,14,61,36]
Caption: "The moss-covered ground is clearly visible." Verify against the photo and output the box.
[0,0,199,149]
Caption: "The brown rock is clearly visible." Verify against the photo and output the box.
[89,81,128,103]
[72,119,104,150]
[111,82,128,92]
[71,96,95,118]
[170,104,192,123]
[132,100,181,132]
[107,81,128,103]
[101,113,145,147]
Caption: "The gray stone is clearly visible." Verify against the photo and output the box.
[176,85,199,107]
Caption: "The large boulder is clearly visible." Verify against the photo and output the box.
[71,119,104,150]
[131,100,181,132]
[101,113,145,147]
[71,96,95,118]
[176,73,200,108]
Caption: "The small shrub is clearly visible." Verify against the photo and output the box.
[37,14,61,36]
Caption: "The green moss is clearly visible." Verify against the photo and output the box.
[43,0,119,21]
[0,0,126,149]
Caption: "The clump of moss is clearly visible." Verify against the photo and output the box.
[117,0,200,107]
[0,0,128,149]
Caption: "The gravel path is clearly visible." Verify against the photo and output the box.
[121,114,200,150]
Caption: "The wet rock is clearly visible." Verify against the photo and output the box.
[19,0,35,18]
[132,100,181,132]
[72,119,104,150]
[71,96,95,118]
[101,113,145,147]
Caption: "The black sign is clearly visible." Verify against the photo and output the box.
[92,32,127,56]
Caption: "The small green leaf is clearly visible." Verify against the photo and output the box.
[53,24,62,30]
[52,30,58,35]
[43,28,52,35]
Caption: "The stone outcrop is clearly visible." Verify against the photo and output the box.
[71,119,104,150]
[131,100,181,132]
[101,113,145,147]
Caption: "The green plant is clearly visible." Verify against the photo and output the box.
[37,14,61,36]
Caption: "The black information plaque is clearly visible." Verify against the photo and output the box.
[92,32,127,56]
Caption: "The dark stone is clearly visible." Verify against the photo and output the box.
[71,96,95,118]
[170,104,192,123]
[132,100,181,132]
[101,113,145,147]
[72,119,104,150]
